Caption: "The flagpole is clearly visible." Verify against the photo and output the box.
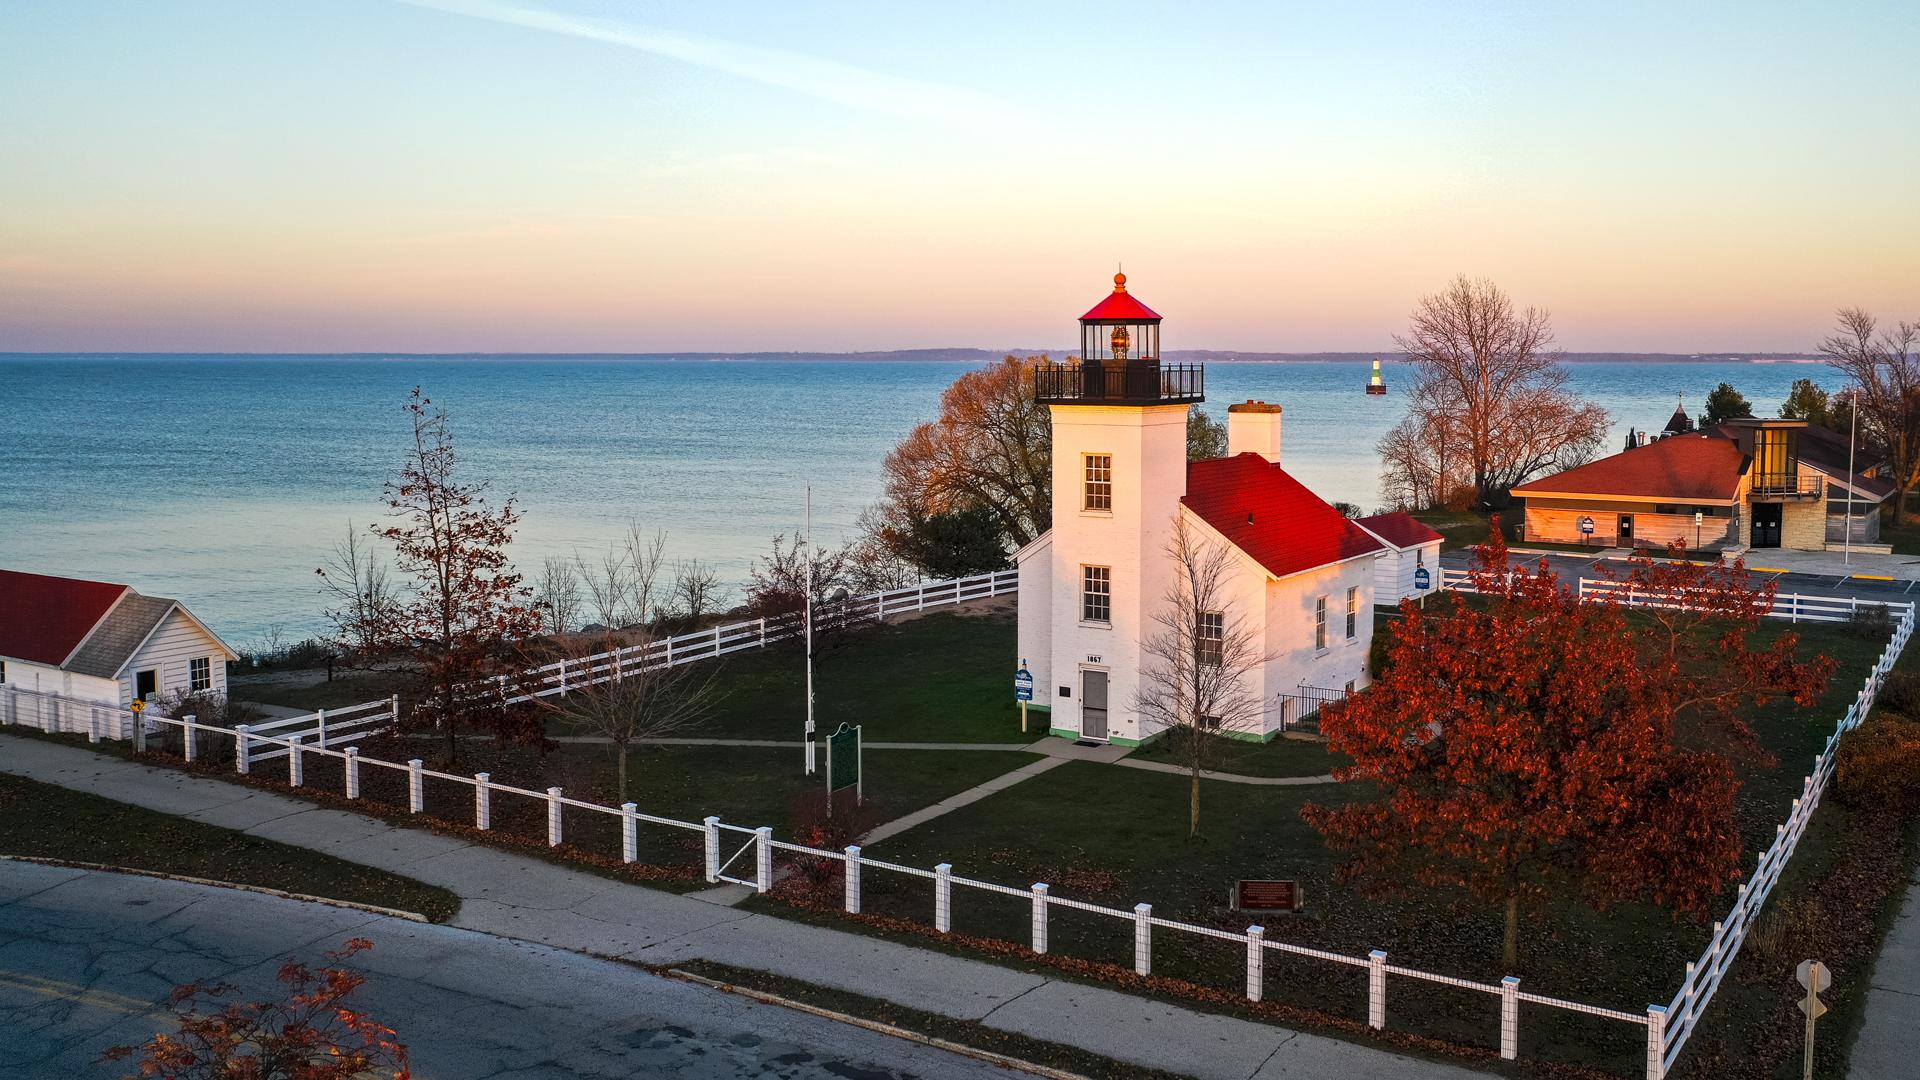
[804,484,816,774]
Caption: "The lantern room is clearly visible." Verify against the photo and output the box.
[1036,272,1203,405]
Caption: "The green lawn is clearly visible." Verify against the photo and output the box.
[641,608,1029,744]
[227,668,410,713]
[0,772,459,921]
[1129,730,1351,777]
[806,621,1886,1076]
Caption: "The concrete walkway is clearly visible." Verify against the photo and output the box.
[0,735,1487,1080]
[864,757,1069,844]
[1850,865,1920,1078]
[1114,757,1336,786]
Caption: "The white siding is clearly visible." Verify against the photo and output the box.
[117,609,229,706]
[0,657,119,705]
[1262,556,1375,734]
[1371,542,1442,604]
[1015,533,1054,711]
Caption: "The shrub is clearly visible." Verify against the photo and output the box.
[1845,603,1894,641]
[776,788,878,904]
[1836,713,1920,812]
[1877,670,1920,718]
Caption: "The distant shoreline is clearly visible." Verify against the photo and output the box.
[0,350,1829,364]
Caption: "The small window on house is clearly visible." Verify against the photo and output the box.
[0,660,6,683]
[1199,714,1222,732]
[1082,566,1111,623]
[1345,680,1356,695]
[1345,587,1359,639]
[1083,454,1113,511]
[1416,548,1425,567]
[1315,596,1328,651]
[1197,611,1224,666]
[189,656,211,693]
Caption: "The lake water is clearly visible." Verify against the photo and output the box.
[0,355,1828,642]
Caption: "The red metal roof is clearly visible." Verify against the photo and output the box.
[1182,454,1384,579]
[0,569,130,666]
[1510,434,1745,501]
[1080,272,1162,322]
[1354,511,1444,550]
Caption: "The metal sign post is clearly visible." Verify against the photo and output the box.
[804,484,815,775]
[1015,660,1034,733]
[1796,959,1830,1080]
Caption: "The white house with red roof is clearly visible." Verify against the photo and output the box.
[1015,276,1384,744]
[1354,511,1445,603]
[0,569,237,709]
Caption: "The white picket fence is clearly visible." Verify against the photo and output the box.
[1439,568,1914,625]
[502,569,1018,706]
[0,684,143,742]
[0,683,398,762]
[238,697,399,763]
[6,566,1908,1077]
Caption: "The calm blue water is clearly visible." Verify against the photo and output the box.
[0,356,1827,642]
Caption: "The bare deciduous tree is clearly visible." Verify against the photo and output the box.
[540,635,726,802]
[1821,307,1920,523]
[1134,515,1271,837]
[1382,276,1609,510]
[315,522,398,658]
[671,558,722,625]
[535,557,582,635]
[574,548,632,630]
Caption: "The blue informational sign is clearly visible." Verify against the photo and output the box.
[1579,516,1596,535]
[1413,566,1431,591]
[1015,662,1034,702]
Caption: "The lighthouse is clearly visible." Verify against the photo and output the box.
[1365,357,1387,395]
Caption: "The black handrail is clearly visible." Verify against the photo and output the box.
[1034,361,1205,405]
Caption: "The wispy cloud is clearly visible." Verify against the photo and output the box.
[399,0,1022,129]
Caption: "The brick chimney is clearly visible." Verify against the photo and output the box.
[1227,400,1283,464]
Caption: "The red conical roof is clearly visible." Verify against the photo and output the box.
[1080,272,1161,322]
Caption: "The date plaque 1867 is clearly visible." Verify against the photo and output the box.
[1234,879,1303,912]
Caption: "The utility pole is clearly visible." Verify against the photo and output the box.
[804,484,816,775]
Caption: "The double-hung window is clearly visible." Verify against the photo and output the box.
[1314,596,1329,652]
[189,656,212,693]
[1197,611,1224,666]
[1345,587,1359,640]
[1083,454,1112,512]
[1082,566,1111,624]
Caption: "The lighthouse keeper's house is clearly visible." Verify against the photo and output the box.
[0,569,237,709]
[1014,275,1384,745]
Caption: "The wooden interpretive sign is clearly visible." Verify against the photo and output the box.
[1234,879,1303,912]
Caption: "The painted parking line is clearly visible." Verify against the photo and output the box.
[1748,566,1790,574]
[1851,573,1897,582]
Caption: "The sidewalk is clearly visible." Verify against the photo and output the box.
[1850,868,1920,1078]
[0,734,1485,1080]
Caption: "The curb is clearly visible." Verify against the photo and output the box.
[666,967,1091,1080]
[0,855,432,923]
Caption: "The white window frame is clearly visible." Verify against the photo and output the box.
[1345,587,1359,640]
[1082,565,1111,624]
[1083,454,1113,513]
[1197,611,1224,667]
[189,656,212,693]
[1314,595,1329,652]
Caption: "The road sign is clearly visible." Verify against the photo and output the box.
[1413,566,1431,591]
[1015,662,1034,702]
[827,722,862,802]
[1579,516,1596,535]
[128,699,145,714]
[1796,959,1830,994]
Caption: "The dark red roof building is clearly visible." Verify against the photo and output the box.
[1183,454,1383,579]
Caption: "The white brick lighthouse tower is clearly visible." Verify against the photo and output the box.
[1015,273,1205,743]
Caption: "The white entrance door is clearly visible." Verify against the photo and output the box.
[1080,670,1109,741]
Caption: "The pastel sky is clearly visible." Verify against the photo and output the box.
[1,0,1915,353]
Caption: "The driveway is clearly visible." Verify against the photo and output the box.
[0,862,1024,1080]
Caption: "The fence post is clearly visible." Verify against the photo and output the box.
[1645,1004,1668,1080]
[234,724,251,774]
[1790,593,1800,624]
[1246,926,1265,1001]
[755,826,772,893]
[1134,903,1153,976]
[1031,883,1049,953]
[557,658,568,696]
[315,707,327,747]
[389,694,400,727]
[934,863,953,932]
[1367,949,1388,1029]
[133,706,146,753]
[703,816,720,882]
[344,746,360,799]
[758,617,766,646]
[546,787,563,846]
[182,714,198,763]
[474,773,491,829]
[405,758,424,812]
[621,802,638,863]
[844,845,862,913]
[288,734,304,787]
[86,707,100,744]
[1500,976,1521,1060]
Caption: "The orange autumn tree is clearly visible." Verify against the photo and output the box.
[1304,532,1834,970]
[102,938,409,1080]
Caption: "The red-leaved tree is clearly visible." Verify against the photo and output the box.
[1304,531,1834,969]
[102,938,409,1080]
[371,388,545,762]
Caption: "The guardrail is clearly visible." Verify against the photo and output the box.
[503,569,1018,706]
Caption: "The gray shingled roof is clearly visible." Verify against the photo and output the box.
[64,594,176,679]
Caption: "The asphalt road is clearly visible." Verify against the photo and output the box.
[0,862,1024,1080]
[1438,548,1920,607]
